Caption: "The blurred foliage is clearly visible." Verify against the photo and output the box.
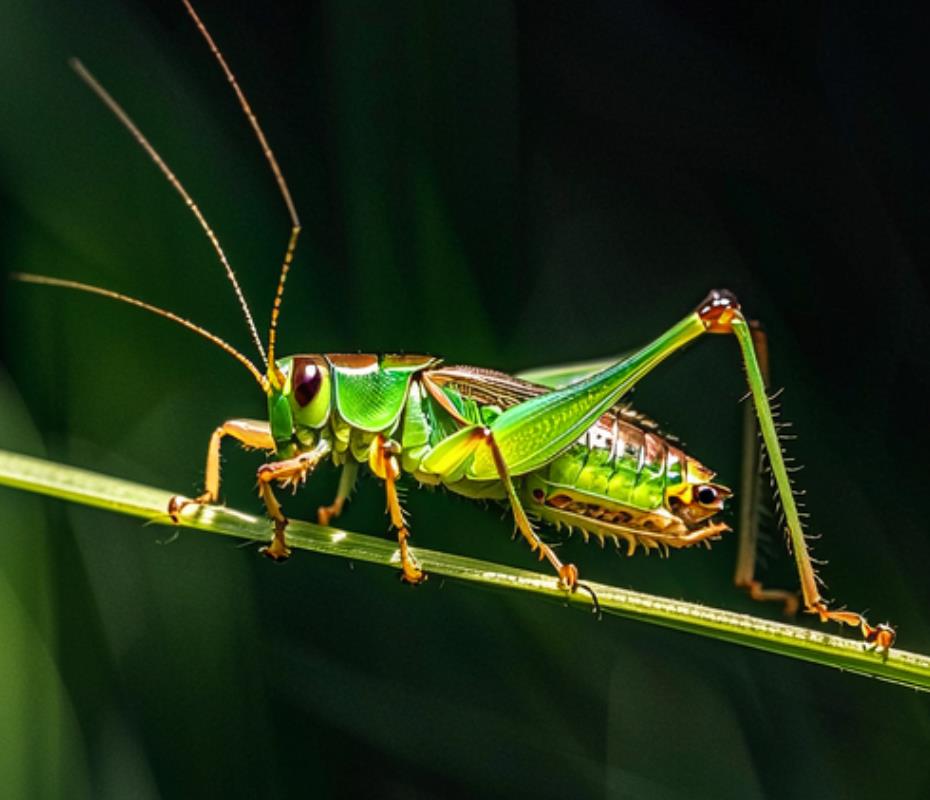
[1,1,929,797]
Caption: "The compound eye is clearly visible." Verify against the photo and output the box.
[696,485,718,506]
[289,357,332,429]
[294,361,323,407]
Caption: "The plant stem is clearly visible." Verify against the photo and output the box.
[1,447,928,692]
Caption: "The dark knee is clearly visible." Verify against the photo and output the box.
[696,289,741,333]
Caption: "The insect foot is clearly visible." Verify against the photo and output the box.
[259,518,292,562]
[167,492,214,523]
[257,462,300,562]
[317,501,342,527]
[811,603,896,653]
[395,525,427,585]
[864,622,896,654]
[558,563,579,591]
[558,563,602,616]
[399,558,427,585]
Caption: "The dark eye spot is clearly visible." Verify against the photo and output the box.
[697,486,718,505]
[294,361,323,407]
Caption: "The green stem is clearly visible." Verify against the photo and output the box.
[1,447,928,692]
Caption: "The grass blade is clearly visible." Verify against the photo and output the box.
[1,447,928,691]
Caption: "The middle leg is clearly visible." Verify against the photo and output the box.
[317,461,359,526]
[369,435,424,583]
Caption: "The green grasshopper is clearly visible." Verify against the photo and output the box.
[13,1,895,652]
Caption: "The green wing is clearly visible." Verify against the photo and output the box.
[515,354,628,389]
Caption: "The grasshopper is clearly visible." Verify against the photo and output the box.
[13,1,895,652]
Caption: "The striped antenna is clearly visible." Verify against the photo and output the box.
[68,57,268,368]
[12,273,270,394]
[181,0,302,387]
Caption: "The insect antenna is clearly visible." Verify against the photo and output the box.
[67,57,268,368]
[181,0,302,385]
[11,273,270,394]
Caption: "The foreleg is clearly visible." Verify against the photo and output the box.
[168,418,274,520]
[256,441,331,561]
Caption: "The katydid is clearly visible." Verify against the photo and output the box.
[12,0,895,652]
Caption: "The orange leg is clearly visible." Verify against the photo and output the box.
[317,462,358,526]
[256,442,331,561]
[369,436,425,584]
[168,418,274,520]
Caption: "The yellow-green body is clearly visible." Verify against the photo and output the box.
[269,325,731,555]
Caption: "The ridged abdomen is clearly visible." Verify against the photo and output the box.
[538,418,684,515]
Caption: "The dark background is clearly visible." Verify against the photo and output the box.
[1,1,929,797]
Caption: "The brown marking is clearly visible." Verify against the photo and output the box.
[327,353,379,370]
[421,372,472,425]
[548,494,572,509]
[429,365,673,453]
[643,432,664,468]
[696,289,741,333]
[543,491,686,538]
[538,501,727,558]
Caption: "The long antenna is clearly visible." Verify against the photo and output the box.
[68,57,268,368]
[12,273,270,394]
[181,0,301,384]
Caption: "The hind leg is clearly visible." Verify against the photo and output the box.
[732,322,800,615]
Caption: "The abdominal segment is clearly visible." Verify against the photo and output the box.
[400,369,730,554]
[520,419,730,556]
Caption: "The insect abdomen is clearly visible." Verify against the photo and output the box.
[540,420,680,514]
